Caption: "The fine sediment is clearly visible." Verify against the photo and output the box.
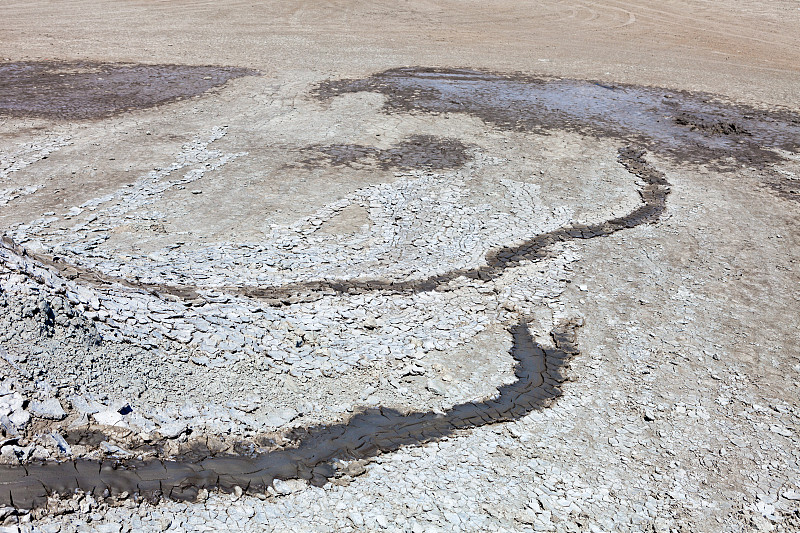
[0,146,666,510]
[4,66,799,512]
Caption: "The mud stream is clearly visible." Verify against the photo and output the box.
[1,67,799,510]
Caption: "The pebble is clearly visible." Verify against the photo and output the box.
[30,398,66,420]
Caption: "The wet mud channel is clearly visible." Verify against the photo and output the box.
[1,67,799,510]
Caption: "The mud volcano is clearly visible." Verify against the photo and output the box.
[1,68,800,511]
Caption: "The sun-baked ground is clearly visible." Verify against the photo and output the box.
[0,1,799,532]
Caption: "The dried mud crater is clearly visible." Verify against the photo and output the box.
[1,66,799,512]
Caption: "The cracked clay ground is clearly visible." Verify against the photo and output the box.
[0,1,799,532]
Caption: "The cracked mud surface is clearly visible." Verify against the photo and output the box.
[0,142,669,508]
[1,1,800,531]
[0,322,579,509]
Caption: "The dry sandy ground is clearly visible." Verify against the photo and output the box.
[0,1,799,532]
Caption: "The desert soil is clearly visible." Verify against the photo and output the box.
[0,1,799,532]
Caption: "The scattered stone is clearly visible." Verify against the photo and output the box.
[263,408,298,428]
[93,411,126,427]
[157,422,187,439]
[30,398,66,420]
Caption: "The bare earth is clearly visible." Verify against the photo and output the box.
[0,1,799,532]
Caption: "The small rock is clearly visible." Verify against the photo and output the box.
[101,441,132,457]
[426,378,448,396]
[8,409,30,430]
[769,425,792,437]
[344,460,367,477]
[273,478,305,495]
[348,511,364,527]
[752,515,775,532]
[30,398,66,420]
[93,410,126,427]
[70,396,103,415]
[0,447,18,464]
[263,407,298,428]
[50,433,72,455]
[157,422,187,439]
[516,509,538,525]
[782,489,800,500]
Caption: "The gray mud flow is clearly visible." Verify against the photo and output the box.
[0,61,258,119]
[316,68,800,169]
[1,147,669,305]
[0,322,578,509]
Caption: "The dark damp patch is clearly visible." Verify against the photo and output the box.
[0,61,258,120]
[765,175,800,201]
[313,68,800,173]
[297,135,471,171]
[0,320,579,509]
[63,429,108,447]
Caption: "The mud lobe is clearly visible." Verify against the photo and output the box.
[0,61,258,119]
